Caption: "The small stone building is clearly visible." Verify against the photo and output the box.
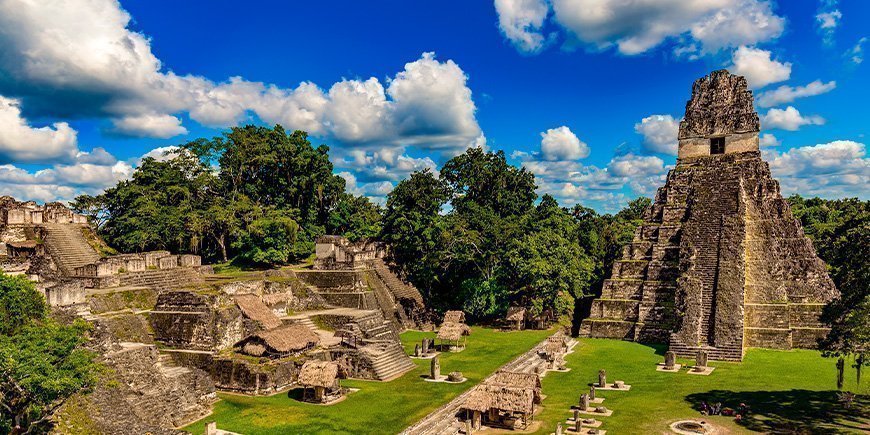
[580,70,839,361]
[314,235,384,270]
[298,360,342,403]
[235,324,320,358]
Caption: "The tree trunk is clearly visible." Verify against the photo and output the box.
[857,354,864,386]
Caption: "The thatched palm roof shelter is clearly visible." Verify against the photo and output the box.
[464,384,535,413]
[504,306,526,330]
[485,371,542,403]
[463,384,536,430]
[298,360,340,388]
[436,321,471,351]
[236,324,319,358]
[442,310,465,325]
[298,360,342,403]
[505,307,526,321]
[234,294,283,329]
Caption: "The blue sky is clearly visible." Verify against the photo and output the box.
[0,0,866,212]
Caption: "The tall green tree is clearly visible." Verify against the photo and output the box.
[0,274,97,434]
[789,195,869,388]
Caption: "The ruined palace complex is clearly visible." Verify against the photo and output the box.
[581,70,839,361]
[0,199,430,432]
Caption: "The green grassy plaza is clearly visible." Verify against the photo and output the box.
[184,330,868,434]
[184,327,552,435]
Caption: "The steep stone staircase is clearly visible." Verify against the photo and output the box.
[364,341,416,381]
[42,223,100,275]
[372,259,424,307]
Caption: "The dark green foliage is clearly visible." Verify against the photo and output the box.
[0,273,45,336]
[327,194,382,242]
[0,274,97,434]
[81,125,379,266]
[788,195,869,387]
[382,149,602,322]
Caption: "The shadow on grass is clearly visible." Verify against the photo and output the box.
[685,389,869,434]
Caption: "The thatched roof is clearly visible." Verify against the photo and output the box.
[505,306,526,321]
[463,384,535,414]
[486,371,541,391]
[437,322,471,341]
[238,324,319,355]
[442,310,465,324]
[235,294,282,329]
[544,340,564,355]
[298,360,339,388]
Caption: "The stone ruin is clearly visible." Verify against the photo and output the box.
[580,70,839,361]
[306,235,430,330]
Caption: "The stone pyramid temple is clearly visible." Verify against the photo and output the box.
[580,70,839,361]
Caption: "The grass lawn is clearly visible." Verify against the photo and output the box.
[532,339,870,434]
[183,327,552,435]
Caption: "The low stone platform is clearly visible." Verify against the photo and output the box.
[656,363,682,372]
[594,383,631,391]
[687,366,715,376]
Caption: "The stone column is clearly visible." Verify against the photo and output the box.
[665,351,676,369]
[205,421,217,435]
[580,393,589,411]
[414,343,421,357]
[589,385,596,400]
[422,338,430,355]
[696,350,708,368]
[431,355,440,379]
[598,369,606,387]
[556,422,563,435]
[573,409,580,431]
[465,418,473,434]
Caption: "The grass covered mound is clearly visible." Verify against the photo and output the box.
[183,327,552,435]
[533,339,869,434]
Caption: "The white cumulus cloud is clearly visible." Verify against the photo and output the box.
[634,114,679,155]
[762,106,825,131]
[0,1,483,157]
[112,113,188,138]
[0,95,78,163]
[759,133,780,147]
[540,126,589,161]
[494,0,552,53]
[495,0,785,56]
[766,140,869,198]
[756,80,837,108]
[728,46,791,89]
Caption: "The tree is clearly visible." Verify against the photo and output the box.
[327,193,382,241]
[232,210,306,266]
[68,194,109,231]
[0,274,97,434]
[0,274,45,336]
[381,169,450,303]
[789,195,869,388]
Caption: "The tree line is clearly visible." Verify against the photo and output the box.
[71,125,867,361]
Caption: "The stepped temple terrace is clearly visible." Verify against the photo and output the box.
[580,70,840,361]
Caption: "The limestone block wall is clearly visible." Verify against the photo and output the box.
[150,291,253,351]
